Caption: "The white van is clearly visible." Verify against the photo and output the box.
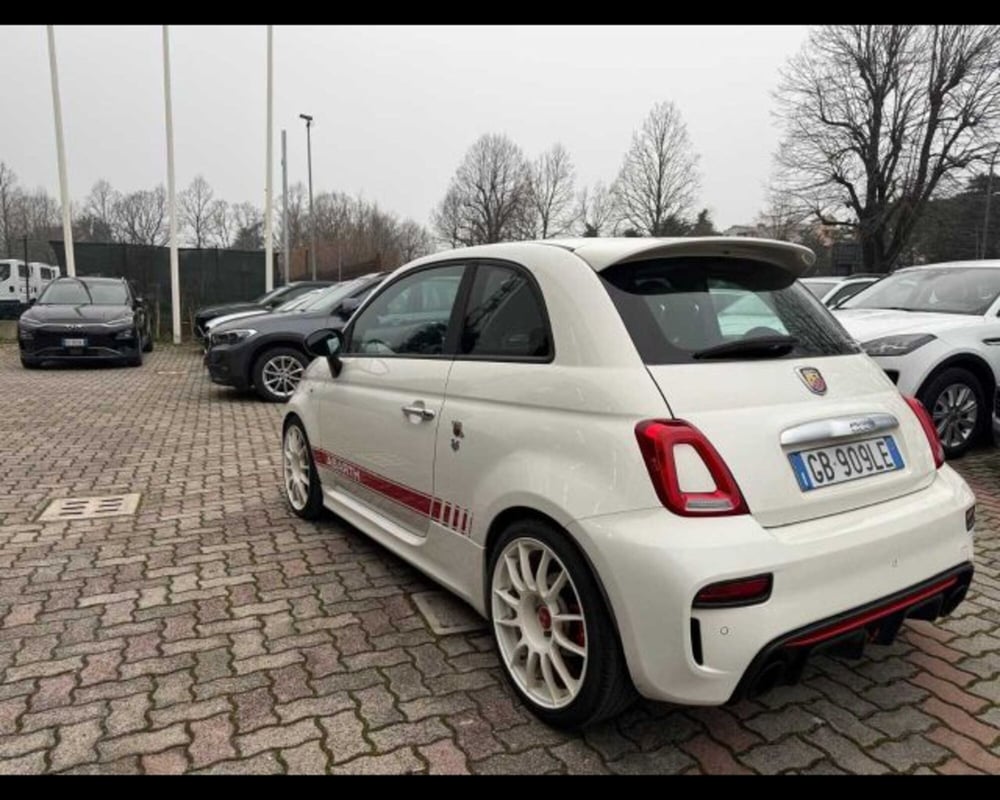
[0,261,62,303]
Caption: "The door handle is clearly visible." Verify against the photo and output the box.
[401,402,436,421]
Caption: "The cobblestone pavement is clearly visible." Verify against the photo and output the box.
[0,344,997,774]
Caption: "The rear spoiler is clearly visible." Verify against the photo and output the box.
[570,237,816,278]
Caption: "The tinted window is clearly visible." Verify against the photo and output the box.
[0,264,9,282]
[801,279,837,298]
[347,265,464,356]
[842,267,1000,315]
[460,263,550,358]
[826,281,872,308]
[39,280,129,306]
[601,257,859,364]
[18,264,28,278]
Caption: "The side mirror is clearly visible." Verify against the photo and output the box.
[304,328,345,377]
[135,297,146,308]
[336,296,361,320]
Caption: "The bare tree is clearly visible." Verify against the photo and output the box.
[231,202,263,250]
[0,162,21,256]
[209,200,234,248]
[179,175,215,247]
[114,186,167,246]
[75,179,120,242]
[397,219,434,262]
[526,143,576,238]
[577,181,616,237]
[756,186,806,241]
[774,25,1000,272]
[613,101,700,236]
[433,133,532,246]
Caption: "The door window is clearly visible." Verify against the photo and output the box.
[347,264,464,356]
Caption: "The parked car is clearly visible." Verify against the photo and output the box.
[802,275,879,308]
[281,237,976,729]
[835,261,1000,458]
[193,281,333,340]
[201,287,328,352]
[18,276,153,368]
[205,273,385,402]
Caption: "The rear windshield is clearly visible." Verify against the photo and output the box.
[601,257,859,364]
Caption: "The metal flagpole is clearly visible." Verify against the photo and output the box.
[46,26,75,277]
[281,129,290,284]
[162,25,181,344]
[264,25,274,291]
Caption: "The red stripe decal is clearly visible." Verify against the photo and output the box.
[311,448,471,535]
[313,448,431,518]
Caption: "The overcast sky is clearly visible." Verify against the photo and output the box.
[1,25,809,232]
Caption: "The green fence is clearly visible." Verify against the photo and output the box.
[50,242,276,340]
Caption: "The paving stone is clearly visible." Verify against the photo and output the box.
[869,734,950,772]
[0,347,997,776]
[739,737,825,775]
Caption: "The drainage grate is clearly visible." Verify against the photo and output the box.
[411,590,485,636]
[38,493,141,522]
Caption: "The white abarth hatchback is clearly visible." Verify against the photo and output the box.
[282,237,976,729]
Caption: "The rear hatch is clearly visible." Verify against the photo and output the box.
[581,238,938,529]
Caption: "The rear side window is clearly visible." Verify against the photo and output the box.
[460,263,551,359]
[601,257,859,364]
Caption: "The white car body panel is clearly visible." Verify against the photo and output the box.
[285,237,976,707]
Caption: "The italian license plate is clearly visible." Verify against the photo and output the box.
[62,338,87,348]
[788,435,904,491]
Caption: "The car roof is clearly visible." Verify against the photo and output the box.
[52,275,123,283]
[406,237,816,277]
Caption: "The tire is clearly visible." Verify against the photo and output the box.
[253,347,308,403]
[20,357,39,370]
[142,331,154,353]
[918,367,986,459]
[487,518,636,729]
[126,342,143,368]
[282,418,324,520]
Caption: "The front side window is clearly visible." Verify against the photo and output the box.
[842,267,1000,315]
[18,264,28,278]
[347,264,464,356]
[0,263,9,282]
[460,263,551,359]
[601,257,859,364]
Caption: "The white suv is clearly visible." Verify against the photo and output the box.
[282,237,976,729]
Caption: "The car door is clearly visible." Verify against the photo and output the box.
[432,260,554,541]
[313,261,468,538]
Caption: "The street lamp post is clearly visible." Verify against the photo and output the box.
[299,113,316,280]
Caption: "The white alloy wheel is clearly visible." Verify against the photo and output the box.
[491,537,589,709]
[283,424,311,511]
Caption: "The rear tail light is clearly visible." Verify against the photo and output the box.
[635,419,748,516]
[903,396,944,469]
[694,574,773,608]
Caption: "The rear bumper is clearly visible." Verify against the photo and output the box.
[567,465,976,705]
[730,563,973,701]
